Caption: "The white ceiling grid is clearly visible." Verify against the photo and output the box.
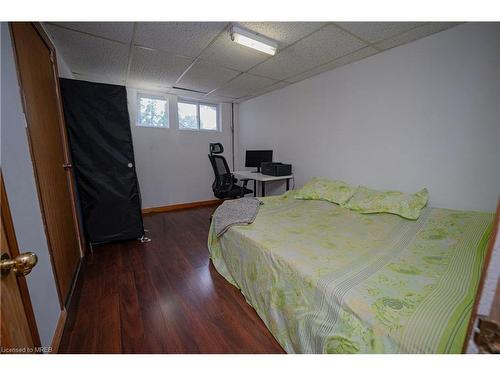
[44,22,461,103]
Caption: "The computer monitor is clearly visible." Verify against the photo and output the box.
[245,150,273,172]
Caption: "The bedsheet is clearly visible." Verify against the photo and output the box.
[208,194,493,353]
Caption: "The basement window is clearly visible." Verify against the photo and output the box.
[178,100,219,131]
[137,93,169,128]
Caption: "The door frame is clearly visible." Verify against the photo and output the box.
[9,22,85,307]
[0,171,41,348]
[462,198,500,352]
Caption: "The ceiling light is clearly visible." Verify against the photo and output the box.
[230,26,278,56]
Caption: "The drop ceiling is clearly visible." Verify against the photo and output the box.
[44,22,461,103]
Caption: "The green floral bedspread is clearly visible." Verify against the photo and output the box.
[208,193,493,353]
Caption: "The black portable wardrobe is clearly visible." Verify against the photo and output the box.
[59,78,145,246]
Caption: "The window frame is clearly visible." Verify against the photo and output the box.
[136,92,170,129]
[177,98,220,132]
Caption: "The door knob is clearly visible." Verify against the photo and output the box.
[0,252,38,277]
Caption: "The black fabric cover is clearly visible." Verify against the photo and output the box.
[59,78,144,244]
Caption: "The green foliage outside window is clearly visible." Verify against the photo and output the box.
[139,97,168,127]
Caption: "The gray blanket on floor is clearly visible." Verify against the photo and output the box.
[213,197,263,237]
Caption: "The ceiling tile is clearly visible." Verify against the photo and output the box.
[168,89,234,103]
[45,24,130,83]
[128,46,193,89]
[49,22,135,44]
[238,81,291,102]
[199,30,270,71]
[375,23,462,50]
[238,22,327,46]
[286,46,379,83]
[125,81,171,92]
[204,94,236,103]
[212,73,277,99]
[176,59,240,93]
[168,88,209,99]
[134,22,227,57]
[249,25,367,80]
[70,72,126,86]
[337,22,425,43]
[199,22,327,72]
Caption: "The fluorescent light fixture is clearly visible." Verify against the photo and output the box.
[230,26,278,55]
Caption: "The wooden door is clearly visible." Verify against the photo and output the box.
[1,173,41,352]
[9,23,82,305]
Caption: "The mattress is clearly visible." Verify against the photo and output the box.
[207,193,493,353]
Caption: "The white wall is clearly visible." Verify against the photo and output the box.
[0,23,61,347]
[127,87,234,209]
[238,23,500,212]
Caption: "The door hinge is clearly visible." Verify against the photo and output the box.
[62,162,73,170]
[474,316,500,354]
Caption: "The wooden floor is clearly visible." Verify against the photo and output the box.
[59,205,285,353]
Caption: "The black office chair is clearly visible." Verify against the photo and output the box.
[208,143,252,199]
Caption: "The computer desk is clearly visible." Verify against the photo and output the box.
[232,170,294,197]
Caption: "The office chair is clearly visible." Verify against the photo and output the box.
[208,143,252,199]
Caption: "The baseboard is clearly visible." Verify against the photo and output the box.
[50,308,67,353]
[142,199,222,215]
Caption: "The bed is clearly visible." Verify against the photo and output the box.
[207,193,493,353]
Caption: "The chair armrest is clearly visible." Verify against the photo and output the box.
[238,178,251,197]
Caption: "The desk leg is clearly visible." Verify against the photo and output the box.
[286,178,290,191]
[262,181,265,197]
[254,180,257,197]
